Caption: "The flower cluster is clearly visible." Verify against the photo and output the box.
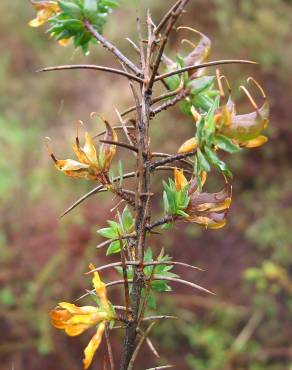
[174,169,232,229]
[51,264,114,369]
[48,119,117,185]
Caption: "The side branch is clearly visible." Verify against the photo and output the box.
[150,150,196,170]
[84,20,142,77]
[155,59,258,82]
[38,65,143,84]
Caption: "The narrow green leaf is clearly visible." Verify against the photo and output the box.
[118,160,123,187]
[204,146,233,178]
[190,76,215,96]
[59,1,82,17]
[215,135,241,153]
[97,227,117,239]
[106,240,121,255]
[197,148,211,172]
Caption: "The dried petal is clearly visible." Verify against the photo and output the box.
[29,1,60,27]
[89,263,109,310]
[99,121,118,172]
[54,159,93,179]
[83,322,106,370]
[178,137,198,154]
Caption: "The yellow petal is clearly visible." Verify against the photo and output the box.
[207,219,227,229]
[65,324,89,337]
[28,17,46,27]
[83,132,98,165]
[83,322,106,370]
[187,215,226,229]
[196,197,232,212]
[58,38,71,47]
[89,264,109,310]
[242,135,268,148]
[58,302,97,315]
[54,159,94,179]
[99,121,118,172]
[67,312,106,326]
[174,168,188,191]
[178,137,198,154]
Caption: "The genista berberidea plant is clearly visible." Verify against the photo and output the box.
[29,1,270,369]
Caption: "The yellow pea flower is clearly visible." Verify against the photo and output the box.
[48,119,117,184]
[186,176,232,229]
[174,168,188,191]
[173,168,231,229]
[50,265,114,369]
[215,75,269,148]
[29,1,60,28]
[178,137,198,154]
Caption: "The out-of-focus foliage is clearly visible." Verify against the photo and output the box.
[0,0,291,369]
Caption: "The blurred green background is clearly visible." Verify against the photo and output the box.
[0,0,291,369]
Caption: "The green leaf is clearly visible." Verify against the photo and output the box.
[122,206,134,232]
[194,156,203,191]
[161,222,173,230]
[176,209,189,218]
[204,147,233,178]
[192,93,214,112]
[163,190,170,214]
[83,0,98,18]
[190,76,215,96]
[108,169,115,183]
[197,148,211,172]
[101,0,119,7]
[179,99,193,117]
[97,227,117,239]
[118,160,123,187]
[215,135,241,153]
[196,115,204,145]
[106,240,121,255]
[59,1,82,17]
[151,280,172,292]
[165,73,181,91]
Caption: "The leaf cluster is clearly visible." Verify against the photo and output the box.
[163,179,190,218]
[116,248,178,309]
[97,205,134,255]
[48,0,119,53]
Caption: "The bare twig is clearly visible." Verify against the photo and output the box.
[99,139,138,153]
[150,150,196,170]
[61,172,136,217]
[155,59,258,82]
[105,324,115,370]
[149,0,190,88]
[84,20,142,76]
[151,88,190,116]
[38,65,143,83]
[128,322,157,370]
[88,260,203,273]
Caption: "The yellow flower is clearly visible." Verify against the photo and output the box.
[215,76,269,148]
[174,170,231,229]
[29,1,60,27]
[178,137,198,154]
[174,168,188,191]
[48,119,117,183]
[51,265,113,369]
[186,176,232,229]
